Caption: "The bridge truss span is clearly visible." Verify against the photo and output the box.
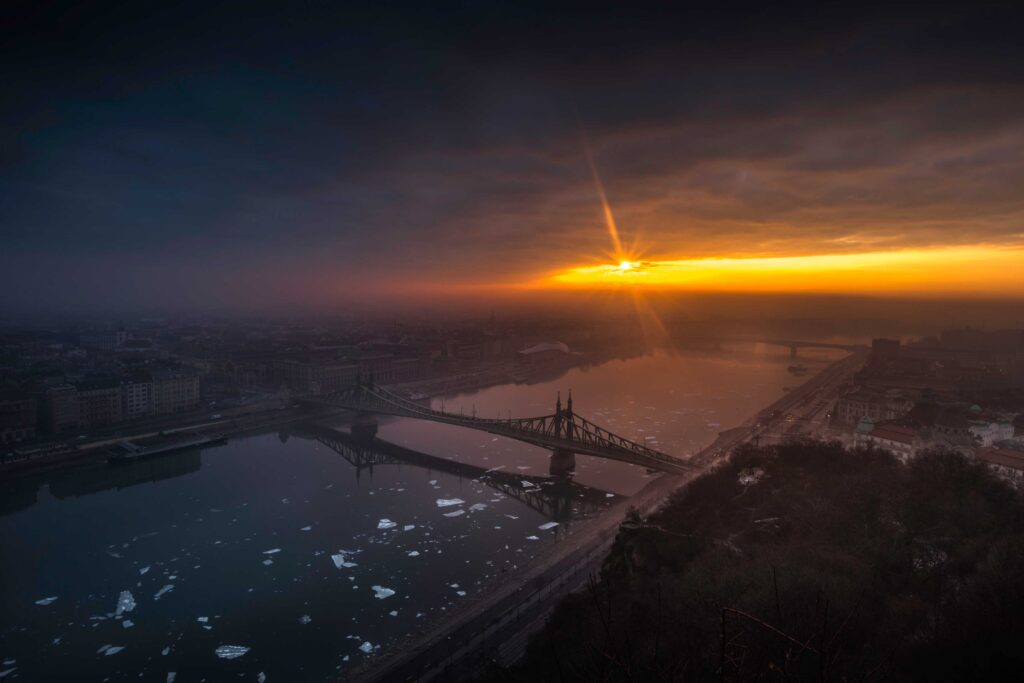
[308,384,693,475]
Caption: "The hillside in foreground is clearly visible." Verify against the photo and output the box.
[478,441,1024,682]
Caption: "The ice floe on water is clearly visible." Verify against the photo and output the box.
[300,526,312,532]
[214,645,250,659]
[407,551,420,557]
[538,521,559,530]
[443,509,465,518]
[371,585,395,599]
[262,559,274,566]
[115,590,136,616]
[262,548,281,555]
[34,596,58,606]
[122,619,134,629]
[358,641,374,654]
[166,673,176,683]
[0,668,16,679]
[468,503,487,512]
[526,535,540,540]
[332,550,358,569]
[435,498,464,508]
[139,565,151,575]
[377,519,397,530]
[197,616,209,623]
[153,584,174,600]
[258,673,266,683]
[98,645,125,656]
[403,524,415,531]
[299,614,312,625]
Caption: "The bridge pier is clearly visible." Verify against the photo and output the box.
[351,413,378,442]
[549,447,576,477]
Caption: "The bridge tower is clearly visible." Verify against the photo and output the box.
[550,391,576,476]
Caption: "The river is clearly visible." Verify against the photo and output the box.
[0,345,840,681]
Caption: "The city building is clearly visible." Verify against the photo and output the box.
[45,385,80,432]
[973,446,1024,488]
[151,369,201,414]
[0,390,37,446]
[855,422,918,463]
[121,380,153,419]
[79,329,127,351]
[77,383,123,427]
[834,389,914,425]
[273,360,360,394]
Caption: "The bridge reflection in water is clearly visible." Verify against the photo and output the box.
[292,423,617,524]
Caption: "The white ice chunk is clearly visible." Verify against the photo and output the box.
[154,584,174,600]
[115,590,136,616]
[605,493,615,498]
[104,646,125,656]
[428,480,437,485]
[257,673,266,683]
[407,551,420,557]
[435,498,464,508]
[389,610,398,616]
[214,645,250,659]
[456,590,466,596]
[468,503,487,512]
[359,641,374,653]
[262,559,273,566]
[331,553,357,569]
[122,619,134,628]
[300,526,312,531]
[377,519,397,530]
[139,565,151,575]
[0,669,16,679]
[161,647,170,656]
[443,509,465,518]
[34,596,58,606]
[402,524,415,531]
[97,645,111,654]
[526,535,540,540]
[167,673,176,683]
[197,616,209,623]
[262,548,281,555]
[538,521,559,530]
[371,585,395,599]
[299,614,311,625]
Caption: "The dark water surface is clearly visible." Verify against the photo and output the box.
[0,347,831,681]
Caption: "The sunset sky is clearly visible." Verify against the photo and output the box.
[3,2,1024,312]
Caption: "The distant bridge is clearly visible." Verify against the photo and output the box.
[678,336,865,358]
[304,384,692,475]
[296,424,614,522]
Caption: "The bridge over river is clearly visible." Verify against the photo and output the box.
[303,383,693,475]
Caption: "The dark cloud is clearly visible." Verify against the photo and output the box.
[2,1,1023,311]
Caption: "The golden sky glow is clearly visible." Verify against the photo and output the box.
[543,245,1024,297]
